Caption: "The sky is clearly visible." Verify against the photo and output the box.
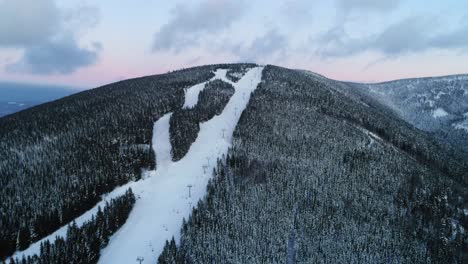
[0,0,467,89]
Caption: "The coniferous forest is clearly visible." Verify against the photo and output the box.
[0,64,466,263]
[170,79,235,161]
[9,188,135,264]
[158,65,468,263]
[0,64,252,260]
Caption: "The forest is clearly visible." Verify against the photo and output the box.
[7,188,135,264]
[0,63,466,263]
[0,63,254,260]
[349,75,468,153]
[170,79,235,161]
[158,65,467,263]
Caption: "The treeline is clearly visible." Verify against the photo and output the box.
[158,65,467,263]
[6,188,135,264]
[170,80,235,161]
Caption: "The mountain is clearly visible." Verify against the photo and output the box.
[347,75,468,152]
[0,82,78,117]
[1,64,466,263]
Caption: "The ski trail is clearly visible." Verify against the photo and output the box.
[153,113,172,167]
[183,82,207,109]
[98,67,263,264]
[8,114,176,261]
[183,69,234,109]
[8,180,140,261]
[8,67,263,263]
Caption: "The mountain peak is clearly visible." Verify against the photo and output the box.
[1,64,467,263]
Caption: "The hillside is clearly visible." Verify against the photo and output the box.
[0,63,257,262]
[1,64,467,263]
[347,75,468,153]
[158,65,467,263]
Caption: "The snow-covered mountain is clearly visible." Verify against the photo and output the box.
[347,75,468,152]
[1,64,466,263]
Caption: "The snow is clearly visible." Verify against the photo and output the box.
[8,180,140,261]
[453,112,468,132]
[153,113,172,166]
[356,126,383,148]
[432,108,448,118]
[454,121,468,132]
[368,131,383,142]
[183,69,234,109]
[212,68,235,85]
[182,82,207,109]
[426,99,435,107]
[230,72,243,79]
[98,66,263,264]
[434,91,446,100]
[9,66,263,263]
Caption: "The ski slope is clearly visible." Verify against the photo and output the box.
[8,179,140,261]
[98,66,264,263]
[8,66,262,262]
[183,69,234,109]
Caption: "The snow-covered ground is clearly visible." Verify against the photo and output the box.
[182,69,234,109]
[182,82,207,109]
[456,123,468,132]
[98,66,263,263]
[8,67,263,263]
[432,108,449,118]
[454,112,468,132]
[8,180,140,261]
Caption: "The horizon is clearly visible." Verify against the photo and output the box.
[2,63,468,90]
[1,0,467,88]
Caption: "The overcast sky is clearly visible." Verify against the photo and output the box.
[0,0,467,88]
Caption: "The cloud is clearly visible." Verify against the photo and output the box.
[62,4,101,35]
[313,0,405,58]
[316,16,468,58]
[0,0,100,75]
[0,0,59,47]
[280,0,315,24]
[429,24,468,50]
[370,17,433,55]
[6,35,100,75]
[336,0,400,17]
[234,29,288,62]
[316,0,468,59]
[152,0,244,53]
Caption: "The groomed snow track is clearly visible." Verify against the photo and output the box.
[99,66,263,263]
[10,66,264,263]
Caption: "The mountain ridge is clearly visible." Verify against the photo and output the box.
[355,73,468,85]
[1,63,467,263]
[346,73,468,154]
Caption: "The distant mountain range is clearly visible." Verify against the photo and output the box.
[0,82,79,117]
[347,74,468,152]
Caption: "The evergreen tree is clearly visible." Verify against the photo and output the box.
[8,189,136,264]
[16,226,30,251]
